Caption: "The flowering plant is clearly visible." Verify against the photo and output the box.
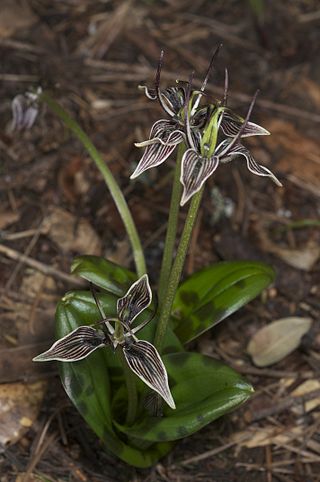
[16,48,280,467]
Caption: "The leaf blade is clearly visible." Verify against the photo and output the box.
[115,352,253,442]
[173,261,275,344]
[71,255,136,296]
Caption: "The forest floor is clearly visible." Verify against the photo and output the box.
[0,1,320,481]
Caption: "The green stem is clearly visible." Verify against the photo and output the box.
[157,143,185,302]
[118,349,138,425]
[154,188,204,352]
[40,92,146,278]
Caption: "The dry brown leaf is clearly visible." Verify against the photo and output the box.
[43,207,102,255]
[79,0,133,58]
[247,317,313,367]
[257,219,320,270]
[0,1,37,38]
[265,119,320,196]
[57,156,90,204]
[0,211,19,230]
[0,381,46,449]
[16,475,44,482]
[232,425,304,448]
[20,270,57,299]
[290,380,320,414]
[301,77,320,107]
[265,241,320,271]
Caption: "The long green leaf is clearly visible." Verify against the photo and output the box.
[71,255,136,296]
[173,261,275,343]
[115,351,253,442]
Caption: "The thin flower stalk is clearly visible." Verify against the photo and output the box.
[154,188,204,352]
[118,348,138,425]
[158,142,185,303]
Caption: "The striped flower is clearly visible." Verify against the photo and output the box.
[131,47,224,180]
[33,275,175,410]
[180,92,282,206]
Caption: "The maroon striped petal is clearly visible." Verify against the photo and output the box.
[32,326,107,362]
[117,274,152,326]
[131,129,183,179]
[150,119,177,140]
[221,111,270,138]
[180,149,220,206]
[226,143,282,186]
[123,339,175,409]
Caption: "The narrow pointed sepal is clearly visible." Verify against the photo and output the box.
[131,120,184,179]
[244,121,270,137]
[138,84,157,100]
[221,111,270,138]
[227,143,282,186]
[123,340,175,409]
[117,274,152,326]
[131,138,180,179]
[32,326,107,362]
[180,149,219,206]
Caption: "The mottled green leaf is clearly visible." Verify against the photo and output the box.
[71,255,136,296]
[115,351,253,442]
[173,261,275,344]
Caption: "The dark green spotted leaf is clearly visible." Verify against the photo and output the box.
[173,261,275,344]
[55,289,180,467]
[71,255,136,296]
[115,351,253,442]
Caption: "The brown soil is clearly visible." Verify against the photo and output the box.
[0,1,320,481]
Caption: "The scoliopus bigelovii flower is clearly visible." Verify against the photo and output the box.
[33,275,175,409]
[130,47,221,180]
[131,49,281,203]
[130,52,186,179]
[180,86,283,206]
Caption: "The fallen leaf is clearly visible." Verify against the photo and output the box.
[266,242,320,271]
[0,1,37,38]
[256,218,320,270]
[265,119,320,196]
[0,211,19,230]
[0,344,56,384]
[16,474,43,482]
[232,424,304,448]
[21,270,56,299]
[288,77,320,110]
[0,381,46,449]
[247,317,313,367]
[57,156,90,204]
[290,379,320,414]
[42,207,101,255]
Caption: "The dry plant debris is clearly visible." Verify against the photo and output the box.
[0,381,47,450]
[247,317,313,367]
[0,0,319,480]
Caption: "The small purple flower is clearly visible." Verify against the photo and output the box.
[11,87,42,131]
